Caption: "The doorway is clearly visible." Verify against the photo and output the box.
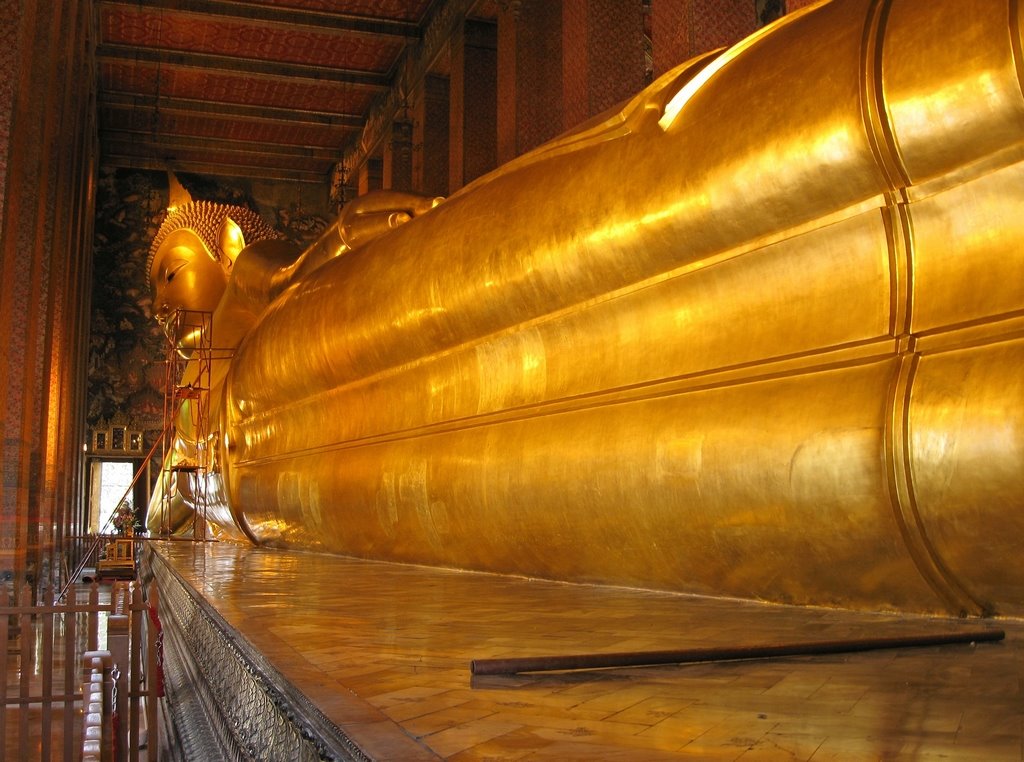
[88,460,135,534]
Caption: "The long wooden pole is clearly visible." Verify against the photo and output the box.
[470,628,1007,675]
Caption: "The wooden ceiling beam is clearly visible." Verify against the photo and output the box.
[100,129,343,160]
[99,0,422,39]
[99,154,330,184]
[97,44,392,88]
[101,137,332,171]
[99,56,383,99]
[99,92,363,129]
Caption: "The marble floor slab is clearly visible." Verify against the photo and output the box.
[153,541,1023,761]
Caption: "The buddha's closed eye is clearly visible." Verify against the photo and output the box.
[165,260,188,283]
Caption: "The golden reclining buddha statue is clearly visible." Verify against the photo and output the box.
[147,0,1024,617]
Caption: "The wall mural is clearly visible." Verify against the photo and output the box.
[88,168,331,452]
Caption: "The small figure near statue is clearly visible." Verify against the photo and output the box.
[97,502,139,580]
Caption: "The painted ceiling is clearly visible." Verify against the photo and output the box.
[96,0,441,184]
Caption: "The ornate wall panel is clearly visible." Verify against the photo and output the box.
[652,0,759,75]
[692,0,757,52]
[513,1,565,155]
[580,0,646,116]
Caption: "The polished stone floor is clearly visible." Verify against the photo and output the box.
[156,541,1023,761]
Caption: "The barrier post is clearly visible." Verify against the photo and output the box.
[81,651,113,762]
[109,585,131,762]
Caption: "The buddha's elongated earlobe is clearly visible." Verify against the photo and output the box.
[219,216,246,268]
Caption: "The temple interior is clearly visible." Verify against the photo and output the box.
[3,0,1024,759]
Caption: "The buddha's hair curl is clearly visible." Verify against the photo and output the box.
[146,200,282,287]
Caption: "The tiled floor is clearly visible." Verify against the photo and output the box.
[157,542,1023,761]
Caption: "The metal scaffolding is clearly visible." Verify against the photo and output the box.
[157,310,213,541]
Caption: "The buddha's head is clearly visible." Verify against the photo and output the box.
[147,176,281,350]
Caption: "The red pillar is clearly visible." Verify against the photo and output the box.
[357,155,383,196]
[1,0,95,584]
[414,74,450,198]
[563,0,646,125]
[450,19,498,192]
[496,9,518,165]
[383,119,414,193]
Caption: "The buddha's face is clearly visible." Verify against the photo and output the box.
[150,230,229,348]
